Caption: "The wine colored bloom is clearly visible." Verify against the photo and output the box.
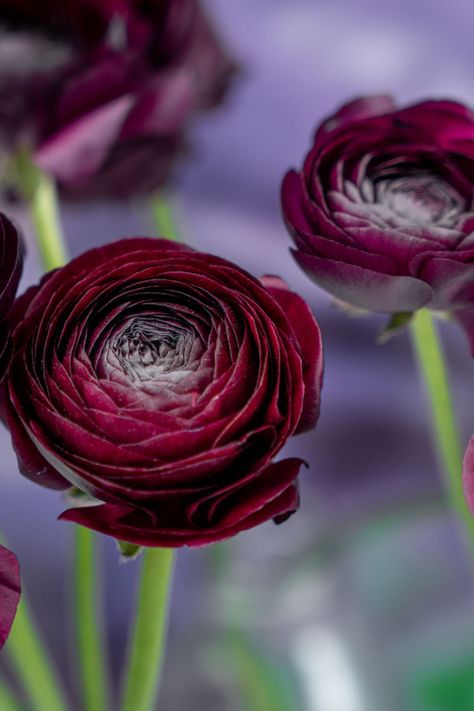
[5,239,323,547]
[0,0,235,198]
[0,213,23,381]
[282,97,474,329]
[0,544,20,648]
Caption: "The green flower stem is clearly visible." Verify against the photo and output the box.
[28,171,67,269]
[13,150,109,711]
[151,193,180,241]
[6,596,68,711]
[121,548,175,711]
[74,526,110,711]
[410,309,472,542]
[12,151,67,270]
[0,674,26,711]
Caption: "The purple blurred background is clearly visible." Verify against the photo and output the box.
[1,0,473,709]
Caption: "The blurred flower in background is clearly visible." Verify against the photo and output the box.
[0,0,236,199]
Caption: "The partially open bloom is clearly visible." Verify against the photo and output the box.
[463,437,474,514]
[0,0,235,198]
[282,97,474,329]
[0,213,23,381]
[5,239,323,547]
[0,544,20,648]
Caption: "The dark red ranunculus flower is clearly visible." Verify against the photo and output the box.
[0,213,23,381]
[0,0,235,199]
[282,97,474,337]
[0,544,20,648]
[5,239,323,547]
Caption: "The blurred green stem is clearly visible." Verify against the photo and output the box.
[74,526,110,711]
[151,193,180,241]
[13,150,67,269]
[410,309,471,541]
[14,150,109,711]
[121,548,175,711]
[7,596,68,711]
[0,674,26,711]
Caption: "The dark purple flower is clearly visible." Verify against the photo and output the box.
[282,97,474,334]
[0,544,20,648]
[5,239,323,547]
[0,0,235,199]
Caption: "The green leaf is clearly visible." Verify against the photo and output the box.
[407,653,474,711]
[209,630,299,711]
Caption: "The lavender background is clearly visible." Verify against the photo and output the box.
[1,0,473,709]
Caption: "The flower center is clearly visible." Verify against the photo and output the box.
[375,174,465,227]
[111,317,202,387]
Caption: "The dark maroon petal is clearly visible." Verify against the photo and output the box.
[60,459,303,546]
[4,392,71,490]
[315,95,395,144]
[0,215,24,321]
[463,438,474,513]
[35,96,135,184]
[260,276,323,433]
[396,100,474,150]
[292,249,433,313]
[0,545,20,648]
[418,256,474,310]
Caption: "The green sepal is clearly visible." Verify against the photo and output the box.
[117,541,143,561]
[377,311,413,344]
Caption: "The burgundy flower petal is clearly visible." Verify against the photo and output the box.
[292,249,433,313]
[260,275,323,433]
[0,545,20,648]
[60,459,302,547]
[0,214,24,382]
[4,397,70,490]
[35,96,135,185]
[315,95,395,143]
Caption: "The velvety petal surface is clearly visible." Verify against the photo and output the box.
[0,545,20,648]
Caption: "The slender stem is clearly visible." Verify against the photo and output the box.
[13,150,109,711]
[151,193,180,241]
[29,172,67,269]
[410,309,472,541]
[121,548,175,711]
[12,150,66,270]
[74,526,110,711]
[0,674,25,711]
[6,596,68,711]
